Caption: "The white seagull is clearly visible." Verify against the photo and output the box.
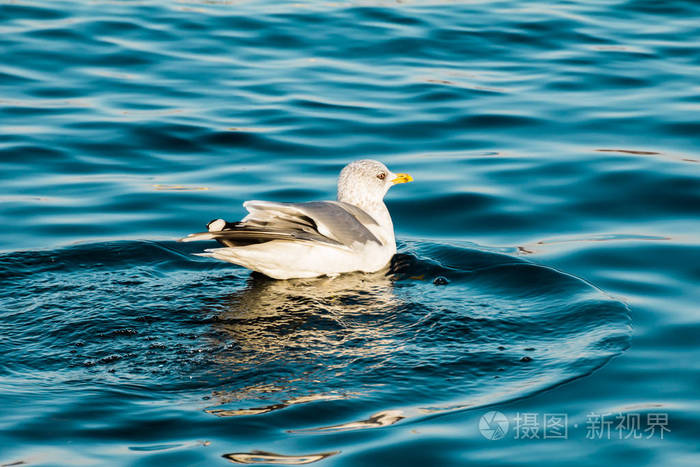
[180,160,413,279]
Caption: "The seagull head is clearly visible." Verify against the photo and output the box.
[337,159,413,207]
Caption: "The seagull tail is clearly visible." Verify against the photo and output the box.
[179,232,216,242]
[195,248,249,268]
[179,218,232,242]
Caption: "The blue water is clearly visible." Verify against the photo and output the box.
[1,0,699,465]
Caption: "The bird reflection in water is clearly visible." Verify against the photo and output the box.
[203,254,422,420]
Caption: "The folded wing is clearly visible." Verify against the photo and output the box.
[180,201,381,249]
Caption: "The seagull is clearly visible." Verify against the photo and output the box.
[180,160,413,279]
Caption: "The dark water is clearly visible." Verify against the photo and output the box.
[1,0,699,465]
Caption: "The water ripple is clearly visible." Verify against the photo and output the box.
[1,0,698,464]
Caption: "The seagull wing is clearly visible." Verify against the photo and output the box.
[181,201,381,249]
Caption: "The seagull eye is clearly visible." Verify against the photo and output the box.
[377,172,386,180]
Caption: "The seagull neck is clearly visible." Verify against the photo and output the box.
[338,196,392,229]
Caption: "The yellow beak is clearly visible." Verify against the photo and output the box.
[391,173,413,185]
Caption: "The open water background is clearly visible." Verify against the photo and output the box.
[1,0,698,465]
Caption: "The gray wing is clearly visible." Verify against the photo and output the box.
[181,200,381,248]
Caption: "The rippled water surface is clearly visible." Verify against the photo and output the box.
[1,0,699,465]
